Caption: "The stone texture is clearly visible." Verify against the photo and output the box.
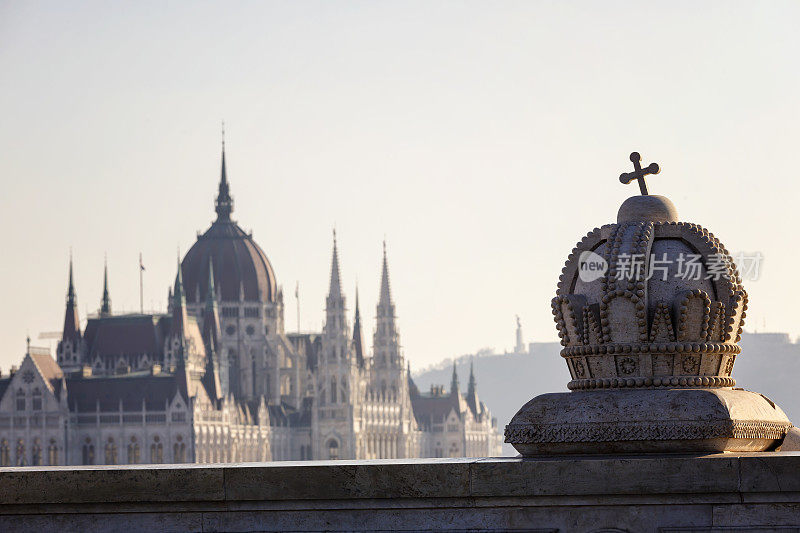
[470,455,741,497]
[617,194,679,223]
[1,455,800,532]
[506,388,791,454]
[224,458,474,501]
[0,464,225,505]
[780,427,800,451]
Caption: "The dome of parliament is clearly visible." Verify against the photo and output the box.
[180,148,278,304]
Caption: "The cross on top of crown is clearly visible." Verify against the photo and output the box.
[619,152,660,195]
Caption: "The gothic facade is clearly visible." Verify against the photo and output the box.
[0,144,501,465]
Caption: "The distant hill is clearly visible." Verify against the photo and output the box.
[413,343,568,456]
[413,332,800,456]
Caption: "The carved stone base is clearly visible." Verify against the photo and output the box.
[505,388,792,455]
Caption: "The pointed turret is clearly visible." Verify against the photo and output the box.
[468,360,476,396]
[352,287,365,368]
[58,254,83,369]
[174,258,186,310]
[100,257,111,316]
[466,359,481,418]
[215,131,234,221]
[61,254,81,344]
[202,345,223,403]
[450,362,460,396]
[170,256,189,358]
[378,240,393,311]
[328,229,343,300]
[323,229,348,368]
[168,255,202,399]
[202,258,222,355]
[373,241,401,369]
[324,229,346,332]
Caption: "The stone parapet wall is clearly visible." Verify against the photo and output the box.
[1,454,800,531]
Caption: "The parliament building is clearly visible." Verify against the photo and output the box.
[0,144,502,466]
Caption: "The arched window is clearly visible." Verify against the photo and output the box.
[15,439,25,466]
[105,437,118,465]
[127,436,140,464]
[0,439,9,466]
[82,438,95,465]
[32,388,42,411]
[330,376,337,404]
[31,438,42,466]
[281,375,291,396]
[15,389,25,411]
[173,435,186,463]
[327,439,339,460]
[150,436,163,463]
[48,439,58,466]
[449,442,459,458]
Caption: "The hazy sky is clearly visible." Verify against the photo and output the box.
[1,1,799,371]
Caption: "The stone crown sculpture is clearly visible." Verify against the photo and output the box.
[554,194,745,392]
[505,152,792,455]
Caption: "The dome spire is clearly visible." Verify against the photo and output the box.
[215,122,234,221]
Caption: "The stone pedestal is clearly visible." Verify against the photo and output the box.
[505,388,792,455]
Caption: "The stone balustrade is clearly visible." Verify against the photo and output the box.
[1,453,800,531]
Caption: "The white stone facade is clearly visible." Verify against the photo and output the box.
[1,146,502,464]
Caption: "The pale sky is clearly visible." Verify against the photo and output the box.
[1,1,799,371]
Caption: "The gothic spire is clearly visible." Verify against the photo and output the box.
[205,256,217,310]
[62,253,81,343]
[203,257,221,355]
[215,126,234,221]
[202,346,223,403]
[468,360,476,396]
[378,240,393,309]
[466,359,480,417]
[100,256,111,316]
[328,229,342,299]
[450,361,460,396]
[67,252,76,306]
[173,255,186,309]
[352,286,365,367]
[171,254,189,356]
[373,240,400,368]
[201,258,223,403]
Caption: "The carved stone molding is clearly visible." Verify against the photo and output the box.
[505,420,790,444]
